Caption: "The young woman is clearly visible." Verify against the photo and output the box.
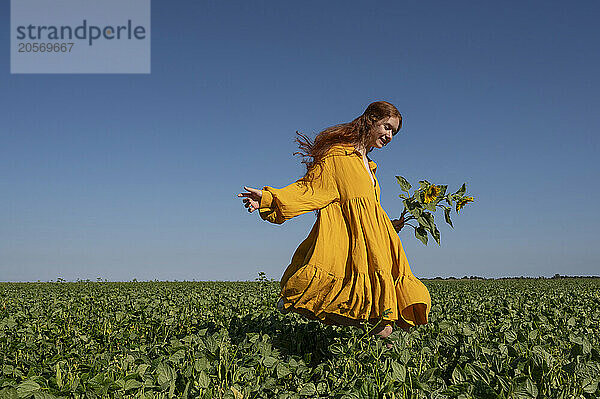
[238,101,430,340]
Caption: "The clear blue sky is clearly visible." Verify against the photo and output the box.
[2,1,599,281]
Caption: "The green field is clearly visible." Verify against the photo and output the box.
[1,279,599,398]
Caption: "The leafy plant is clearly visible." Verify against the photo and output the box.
[391,176,475,245]
[1,278,598,398]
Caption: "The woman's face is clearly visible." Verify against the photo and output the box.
[369,116,400,149]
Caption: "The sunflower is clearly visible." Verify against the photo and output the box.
[423,184,440,203]
[456,196,474,213]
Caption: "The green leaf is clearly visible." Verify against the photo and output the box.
[316,381,328,395]
[418,180,430,190]
[156,362,176,385]
[583,377,598,394]
[438,321,453,331]
[504,330,517,343]
[411,206,423,218]
[231,386,244,399]
[432,225,441,245]
[359,379,378,399]
[422,212,435,231]
[455,183,466,196]
[263,356,278,368]
[528,330,538,341]
[298,382,316,396]
[416,215,428,231]
[55,362,62,390]
[444,207,454,228]
[531,345,553,367]
[390,361,406,383]
[32,393,55,399]
[395,176,412,192]
[415,225,428,245]
[465,364,490,384]
[328,343,344,356]
[136,364,150,376]
[403,198,421,212]
[511,377,538,398]
[16,380,40,398]
[582,337,592,355]
[0,388,18,399]
[169,349,186,363]
[194,358,209,372]
[123,379,143,391]
[198,371,210,389]
[263,377,276,390]
[497,375,510,392]
[452,366,466,384]
[276,363,291,379]
[1,318,17,329]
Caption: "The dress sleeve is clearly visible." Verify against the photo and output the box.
[258,155,339,224]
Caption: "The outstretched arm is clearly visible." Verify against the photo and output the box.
[257,156,339,224]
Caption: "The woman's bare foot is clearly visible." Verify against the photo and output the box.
[324,315,395,340]
[367,324,394,348]
[370,323,392,338]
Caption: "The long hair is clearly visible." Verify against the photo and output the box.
[294,101,402,185]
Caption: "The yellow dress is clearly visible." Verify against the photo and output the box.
[259,143,431,328]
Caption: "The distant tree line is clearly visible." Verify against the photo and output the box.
[14,273,600,283]
[426,274,600,280]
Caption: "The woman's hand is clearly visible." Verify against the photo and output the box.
[238,186,263,213]
[391,215,405,233]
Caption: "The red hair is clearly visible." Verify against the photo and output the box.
[294,101,402,185]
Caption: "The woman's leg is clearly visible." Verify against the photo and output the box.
[396,316,412,332]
